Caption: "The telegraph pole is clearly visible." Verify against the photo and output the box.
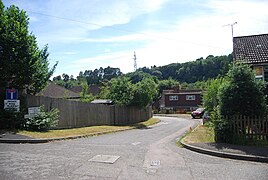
[223,22,237,41]
[133,51,137,71]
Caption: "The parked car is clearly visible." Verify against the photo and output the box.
[202,111,210,123]
[191,108,205,119]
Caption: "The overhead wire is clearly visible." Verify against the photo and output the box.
[27,10,227,50]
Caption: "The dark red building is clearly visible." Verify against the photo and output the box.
[159,89,202,113]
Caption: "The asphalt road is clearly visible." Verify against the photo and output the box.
[0,116,267,180]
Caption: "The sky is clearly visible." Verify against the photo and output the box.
[3,0,268,78]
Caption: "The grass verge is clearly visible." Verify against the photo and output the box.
[180,125,215,145]
[18,118,160,139]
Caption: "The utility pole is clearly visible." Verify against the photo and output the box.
[223,22,238,61]
[223,22,237,41]
[133,51,137,71]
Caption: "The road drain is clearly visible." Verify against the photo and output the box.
[89,155,120,164]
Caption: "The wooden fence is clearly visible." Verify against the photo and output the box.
[230,116,268,140]
[25,95,152,129]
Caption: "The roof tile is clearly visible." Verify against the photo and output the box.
[233,34,268,64]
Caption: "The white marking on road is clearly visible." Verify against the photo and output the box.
[131,142,141,146]
[145,168,157,174]
[89,155,120,164]
[151,160,161,166]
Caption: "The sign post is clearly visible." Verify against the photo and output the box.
[4,89,20,112]
[4,100,20,112]
[6,89,18,100]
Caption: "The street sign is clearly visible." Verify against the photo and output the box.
[27,107,40,118]
[4,100,20,112]
[6,89,18,100]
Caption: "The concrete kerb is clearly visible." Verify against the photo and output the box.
[0,127,135,144]
[180,141,268,163]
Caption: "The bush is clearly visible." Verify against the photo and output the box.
[209,63,267,143]
[0,109,25,129]
[218,63,266,117]
[209,107,233,143]
[25,106,59,131]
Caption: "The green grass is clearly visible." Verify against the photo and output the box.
[179,124,268,147]
[181,125,215,144]
[18,118,160,139]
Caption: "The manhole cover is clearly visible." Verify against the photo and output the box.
[89,155,120,164]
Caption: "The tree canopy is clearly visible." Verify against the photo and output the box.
[77,66,122,85]
[102,76,158,107]
[203,78,225,114]
[137,54,232,83]
[218,63,266,117]
[0,1,56,94]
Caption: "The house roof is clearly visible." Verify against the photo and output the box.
[69,84,101,96]
[37,83,80,99]
[165,92,202,95]
[233,34,268,64]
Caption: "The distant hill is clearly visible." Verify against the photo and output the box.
[53,54,233,89]
[137,54,233,83]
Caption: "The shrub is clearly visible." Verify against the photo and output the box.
[214,63,266,143]
[0,109,25,129]
[210,107,234,143]
[25,106,59,131]
[218,63,266,117]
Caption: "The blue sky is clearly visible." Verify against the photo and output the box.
[3,0,268,78]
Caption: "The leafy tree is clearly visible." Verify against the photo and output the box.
[213,63,266,143]
[151,70,163,79]
[53,73,80,89]
[158,78,180,93]
[77,66,122,85]
[62,73,70,82]
[218,63,266,117]
[80,81,94,103]
[131,77,158,107]
[106,76,158,107]
[107,77,135,105]
[53,75,62,81]
[126,71,151,84]
[103,66,122,81]
[0,2,57,94]
[203,78,225,114]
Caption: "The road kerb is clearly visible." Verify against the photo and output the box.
[180,141,268,163]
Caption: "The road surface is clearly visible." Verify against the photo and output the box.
[0,116,267,179]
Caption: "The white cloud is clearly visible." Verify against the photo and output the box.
[58,51,134,76]
[83,34,151,43]
[128,0,268,68]
[6,0,268,76]
[22,0,168,45]
[203,0,268,36]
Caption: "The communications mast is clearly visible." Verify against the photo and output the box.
[133,51,137,71]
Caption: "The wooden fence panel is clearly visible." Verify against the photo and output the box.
[25,95,152,128]
[229,116,268,141]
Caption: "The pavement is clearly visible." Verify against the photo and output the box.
[1,118,268,163]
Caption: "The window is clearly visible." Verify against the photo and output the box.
[186,95,195,101]
[169,95,178,101]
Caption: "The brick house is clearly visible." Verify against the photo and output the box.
[233,33,268,81]
[158,89,202,113]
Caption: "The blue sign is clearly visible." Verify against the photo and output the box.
[6,89,18,100]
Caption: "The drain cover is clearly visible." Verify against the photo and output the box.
[89,155,120,164]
